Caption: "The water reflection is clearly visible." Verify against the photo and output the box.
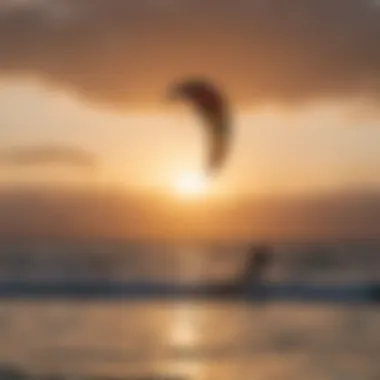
[0,301,251,378]
[0,301,378,379]
[0,242,379,379]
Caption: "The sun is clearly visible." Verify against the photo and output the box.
[173,172,208,198]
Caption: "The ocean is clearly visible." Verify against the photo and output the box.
[0,240,378,379]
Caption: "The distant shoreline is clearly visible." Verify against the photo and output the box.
[0,280,377,304]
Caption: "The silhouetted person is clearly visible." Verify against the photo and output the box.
[205,243,273,298]
[240,244,272,285]
[233,243,273,300]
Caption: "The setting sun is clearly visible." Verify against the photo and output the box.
[173,173,208,198]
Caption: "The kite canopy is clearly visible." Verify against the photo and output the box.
[168,78,232,176]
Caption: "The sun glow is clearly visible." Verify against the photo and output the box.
[173,172,208,198]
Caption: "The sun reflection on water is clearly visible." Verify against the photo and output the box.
[165,251,205,379]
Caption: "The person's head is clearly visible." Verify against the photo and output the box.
[250,243,273,267]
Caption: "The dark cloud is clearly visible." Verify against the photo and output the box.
[0,144,98,170]
[0,0,379,110]
[0,185,380,242]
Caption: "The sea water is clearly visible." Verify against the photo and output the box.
[0,240,378,380]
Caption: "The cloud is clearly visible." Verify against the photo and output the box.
[0,185,380,242]
[0,0,379,110]
[0,144,99,170]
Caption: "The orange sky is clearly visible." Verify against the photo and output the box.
[1,82,379,197]
[0,0,380,241]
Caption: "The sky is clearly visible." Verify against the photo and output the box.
[0,0,380,241]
